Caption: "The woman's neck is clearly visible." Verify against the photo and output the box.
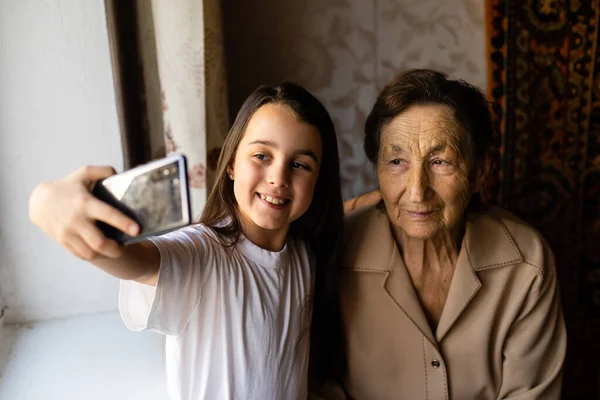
[392,222,466,329]
[392,222,465,274]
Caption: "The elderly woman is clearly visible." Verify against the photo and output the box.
[327,69,566,400]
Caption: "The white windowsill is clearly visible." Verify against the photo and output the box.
[0,311,169,400]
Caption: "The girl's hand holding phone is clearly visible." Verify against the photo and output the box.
[29,166,140,261]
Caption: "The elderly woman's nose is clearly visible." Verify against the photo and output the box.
[407,165,429,202]
[268,162,290,188]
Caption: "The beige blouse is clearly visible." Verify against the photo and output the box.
[314,205,566,400]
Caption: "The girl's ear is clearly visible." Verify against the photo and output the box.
[226,149,239,179]
[472,157,491,193]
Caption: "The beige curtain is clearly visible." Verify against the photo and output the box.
[136,0,230,218]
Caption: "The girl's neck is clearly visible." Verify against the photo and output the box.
[239,216,289,252]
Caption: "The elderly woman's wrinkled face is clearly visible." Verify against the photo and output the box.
[377,104,477,240]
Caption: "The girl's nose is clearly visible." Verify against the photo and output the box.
[268,163,290,188]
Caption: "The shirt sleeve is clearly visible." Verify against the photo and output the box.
[498,247,567,399]
[119,226,211,336]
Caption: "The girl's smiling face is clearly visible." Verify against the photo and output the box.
[228,103,322,250]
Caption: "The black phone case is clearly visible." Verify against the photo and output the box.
[91,182,141,245]
[91,156,190,245]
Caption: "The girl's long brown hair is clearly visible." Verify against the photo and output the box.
[200,82,346,385]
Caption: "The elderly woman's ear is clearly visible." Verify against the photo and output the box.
[343,190,382,214]
[472,156,492,194]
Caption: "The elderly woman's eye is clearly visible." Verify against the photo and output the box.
[432,159,449,166]
[391,159,404,165]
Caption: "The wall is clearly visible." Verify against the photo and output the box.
[0,0,486,323]
[224,0,487,199]
[0,0,123,323]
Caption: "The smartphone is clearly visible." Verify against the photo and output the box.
[92,154,191,245]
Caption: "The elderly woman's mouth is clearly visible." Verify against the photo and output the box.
[406,210,435,218]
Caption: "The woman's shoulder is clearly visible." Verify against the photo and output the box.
[343,205,387,245]
[341,205,396,269]
[344,204,387,234]
[469,206,555,276]
[475,206,548,245]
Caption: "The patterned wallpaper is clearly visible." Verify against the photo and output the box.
[223,0,486,199]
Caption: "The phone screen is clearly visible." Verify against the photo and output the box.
[93,155,191,244]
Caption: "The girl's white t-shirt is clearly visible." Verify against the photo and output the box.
[118,224,314,400]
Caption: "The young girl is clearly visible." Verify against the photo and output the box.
[29,83,345,400]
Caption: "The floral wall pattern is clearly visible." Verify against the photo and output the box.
[223,0,486,199]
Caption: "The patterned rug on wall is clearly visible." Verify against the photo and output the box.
[486,1,600,398]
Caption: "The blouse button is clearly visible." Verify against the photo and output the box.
[431,359,441,368]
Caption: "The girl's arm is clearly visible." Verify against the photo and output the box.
[29,166,160,286]
[343,190,382,214]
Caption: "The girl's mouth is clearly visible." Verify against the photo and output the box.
[257,193,291,206]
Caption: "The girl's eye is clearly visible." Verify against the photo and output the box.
[254,154,268,161]
[291,161,310,171]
